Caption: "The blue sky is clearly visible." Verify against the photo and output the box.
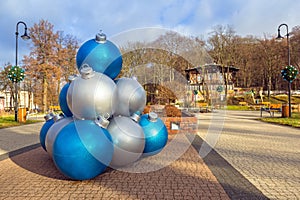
[1,0,300,66]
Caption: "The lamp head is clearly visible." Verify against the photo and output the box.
[276,29,284,40]
[21,28,30,40]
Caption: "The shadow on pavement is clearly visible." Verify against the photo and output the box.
[6,133,271,199]
[188,134,270,200]
[9,146,69,180]
[7,137,230,199]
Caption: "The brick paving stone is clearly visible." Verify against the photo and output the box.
[0,138,229,200]
[4,110,297,199]
[196,110,300,200]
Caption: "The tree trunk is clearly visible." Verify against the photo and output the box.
[28,91,32,111]
[18,83,21,107]
[57,79,61,102]
[267,75,272,99]
[225,66,229,98]
[42,74,48,112]
[9,92,13,111]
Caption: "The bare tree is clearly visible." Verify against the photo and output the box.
[0,64,14,110]
[23,20,79,112]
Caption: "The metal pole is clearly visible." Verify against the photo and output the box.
[14,21,29,121]
[14,24,19,122]
[286,26,292,117]
[288,82,291,117]
[278,23,291,117]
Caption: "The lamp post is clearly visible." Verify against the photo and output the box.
[14,21,30,121]
[276,23,291,117]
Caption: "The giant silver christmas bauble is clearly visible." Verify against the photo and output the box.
[67,66,118,120]
[107,116,145,168]
[114,77,146,117]
[45,115,73,157]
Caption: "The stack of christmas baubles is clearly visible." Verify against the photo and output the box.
[39,32,168,180]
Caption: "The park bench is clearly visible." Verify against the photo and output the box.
[260,103,282,117]
[261,102,271,106]
[239,101,248,106]
[198,102,209,112]
[49,105,60,110]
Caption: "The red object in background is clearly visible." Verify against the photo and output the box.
[0,98,4,112]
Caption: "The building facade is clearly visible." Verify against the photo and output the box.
[0,90,34,112]
[185,63,239,104]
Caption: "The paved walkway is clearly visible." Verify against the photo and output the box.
[1,111,299,199]
[0,120,229,199]
[197,110,300,200]
[0,122,43,160]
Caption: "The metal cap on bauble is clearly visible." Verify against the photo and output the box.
[130,111,141,122]
[95,115,110,129]
[148,112,158,122]
[95,30,107,43]
[53,114,64,122]
[44,114,53,121]
[68,74,78,82]
[80,65,95,79]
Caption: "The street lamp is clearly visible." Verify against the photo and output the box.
[276,23,292,117]
[14,21,30,121]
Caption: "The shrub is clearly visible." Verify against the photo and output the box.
[165,105,182,117]
[143,105,151,114]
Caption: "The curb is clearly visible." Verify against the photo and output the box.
[0,143,41,161]
[188,134,270,200]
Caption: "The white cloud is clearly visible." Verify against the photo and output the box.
[1,0,300,65]
[232,0,300,37]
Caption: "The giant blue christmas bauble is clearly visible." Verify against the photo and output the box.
[107,116,145,168]
[76,32,123,79]
[114,77,146,117]
[45,115,73,157]
[67,66,117,120]
[52,120,114,180]
[39,114,55,152]
[59,83,72,117]
[139,112,168,156]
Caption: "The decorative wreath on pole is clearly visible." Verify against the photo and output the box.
[7,66,25,83]
[281,65,298,82]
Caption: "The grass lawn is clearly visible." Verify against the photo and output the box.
[259,113,300,128]
[225,105,300,128]
[225,105,252,111]
[0,115,43,129]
